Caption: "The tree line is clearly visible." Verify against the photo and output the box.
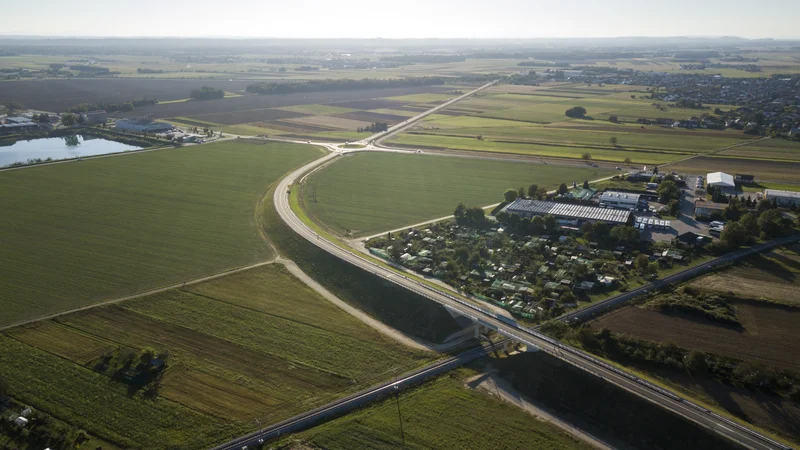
[66,98,157,114]
[357,122,388,133]
[245,76,447,95]
[190,86,225,101]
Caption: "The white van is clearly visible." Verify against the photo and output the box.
[710,221,725,229]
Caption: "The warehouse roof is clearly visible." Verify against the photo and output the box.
[503,199,631,224]
[599,191,641,203]
[706,172,735,187]
[765,189,800,199]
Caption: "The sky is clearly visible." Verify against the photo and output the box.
[2,0,798,39]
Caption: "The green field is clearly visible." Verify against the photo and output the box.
[0,264,432,449]
[719,138,800,161]
[412,122,751,153]
[0,140,323,327]
[303,152,615,236]
[387,133,682,164]
[284,369,589,450]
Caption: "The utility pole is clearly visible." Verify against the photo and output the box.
[394,385,405,448]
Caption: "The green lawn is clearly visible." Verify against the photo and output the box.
[719,138,800,161]
[387,133,683,164]
[304,152,615,236]
[0,140,323,326]
[284,369,590,450]
[1,264,433,449]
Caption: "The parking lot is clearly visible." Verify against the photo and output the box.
[631,174,712,242]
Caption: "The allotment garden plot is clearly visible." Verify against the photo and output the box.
[0,140,322,326]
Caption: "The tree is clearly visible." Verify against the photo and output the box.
[465,206,486,225]
[609,115,619,123]
[758,209,790,238]
[119,102,135,112]
[581,153,592,161]
[667,199,681,217]
[580,222,593,237]
[543,214,558,232]
[610,225,639,246]
[657,180,680,203]
[518,186,526,199]
[757,198,773,214]
[530,215,545,234]
[454,202,466,219]
[592,221,610,242]
[684,350,708,374]
[652,165,659,175]
[624,157,632,164]
[60,113,78,126]
[739,213,759,240]
[558,183,569,195]
[503,189,518,202]
[565,106,587,119]
[527,184,539,199]
[495,211,509,224]
[5,101,23,113]
[582,180,590,189]
[634,254,649,272]
[609,136,618,146]
[720,221,747,248]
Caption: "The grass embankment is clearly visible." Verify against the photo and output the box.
[0,140,322,326]
[0,264,434,449]
[262,185,462,344]
[304,152,615,236]
[280,368,590,450]
[497,352,746,450]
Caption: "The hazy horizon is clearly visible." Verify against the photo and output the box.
[2,0,798,40]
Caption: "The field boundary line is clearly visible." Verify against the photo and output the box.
[0,259,279,331]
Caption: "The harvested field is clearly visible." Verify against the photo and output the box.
[0,140,322,327]
[266,120,335,133]
[0,264,432,449]
[665,156,800,182]
[0,78,254,111]
[692,268,800,306]
[286,115,372,131]
[276,104,357,116]
[591,302,800,371]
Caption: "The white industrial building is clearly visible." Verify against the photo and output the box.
[502,199,631,226]
[706,172,735,191]
[598,191,645,210]
[764,189,800,207]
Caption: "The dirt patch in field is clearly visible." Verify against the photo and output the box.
[692,268,800,305]
[188,109,306,125]
[591,303,800,371]
[665,156,800,182]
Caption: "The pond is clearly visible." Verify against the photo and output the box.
[0,134,144,167]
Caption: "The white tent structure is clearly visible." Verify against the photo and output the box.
[706,172,735,189]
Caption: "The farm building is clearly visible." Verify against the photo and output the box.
[598,191,645,210]
[115,117,173,133]
[79,110,107,124]
[706,172,735,193]
[502,199,631,226]
[694,198,727,217]
[764,189,800,207]
[0,122,38,134]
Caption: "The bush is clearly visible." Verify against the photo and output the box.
[565,106,587,118]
